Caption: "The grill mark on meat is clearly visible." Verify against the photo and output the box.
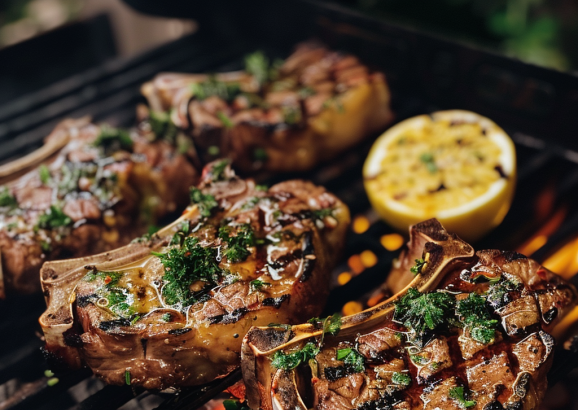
[262,294,290,308]
[99,318,131,331]
[209,307,250,325]
[168,328,192,335]
[300,232,316,282]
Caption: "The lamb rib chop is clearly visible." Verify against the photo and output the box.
[39,161,349,389]
[140,41,393,172]
[241,219,577,410]
[0,118,197,297]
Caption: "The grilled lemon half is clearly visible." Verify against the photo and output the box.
[363,110,516,242]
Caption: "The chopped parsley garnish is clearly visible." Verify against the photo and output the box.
[83,270,123,287]
[410,354,429,365]
[162,313,172,322]
[391,372,411,387]
[190,78,241,102]
[253,147,268,161]
[223,399,251,410]
[130,315,141,325]
[242,196,260,210]
[322,314,342,337]
[170,221,190,246]
[0,187,18,208]
[189,188,218,218]
[271,341,320,371]
[93,125,133,153]
[39,165,51,185]
[410,258,426,275]
[456,292,499,344]
[149,110,178,142]
[36,205,72,230]
[486,279,520,309]
[250,280,271,291]
[218,223,255,263]
[393,288,455,335]
[255,184,268,192]
[420,152,438,173]
[107,289,134,318]
[244,50,271,86]
[125,370,131,385]
[449,386,476,408]
[298,87,316,98]
[216,111,234,129]
[281,105,302,125]
[207,145,220,156]
[209,159,230,182]
[154,236,227,306]
[335,347,365,373]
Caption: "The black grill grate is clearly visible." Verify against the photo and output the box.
[2,1,578,409]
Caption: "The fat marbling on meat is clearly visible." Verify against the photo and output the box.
[39,161,350,389]
[241,219,577,410]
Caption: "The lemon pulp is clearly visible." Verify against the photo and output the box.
[363,110,516,242]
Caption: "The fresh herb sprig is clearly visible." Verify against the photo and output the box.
[449,386,476,408]
[190,78,241,102]
[456,292,499,344]
[393,288,455,335]
[36,205,72,230]
[219,223,255,263]
[391,372,411,387]
[0,187,17,208]
[93,125,133,153]
[154,236,227,306]
[189,188,218,218]
[410,258,426,275]
[335,347,365,373]
[271,341,320,371]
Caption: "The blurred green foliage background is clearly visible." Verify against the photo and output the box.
[337,0,578,72]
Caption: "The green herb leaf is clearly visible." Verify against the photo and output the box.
[322,314,342,337]
[125,370,131,385]
[271,341,320,370]
[335,347,365,373]
[255,184,268,192]
[250,280,271,291]
[336,347,352,360]
[449,386,476,408]
[162,313,171,322]
[420,152,438,173]
[410,258,426,275]
[149,110,178,142]
[487,279,521,309]
[93,125,133,153]
[189,188,218,218]
[190,78,241,102]
[217,111,234,129]
[223,399,251,410]
[253,147,268,162]
[0,186,17,208]
[393,288,455,335]
[391,371,411,387]
[155,236,228,306]
[456,292,499,345]
[410,354,429,365]
[36,205,72,230]
[170,221,190,246]
[244,51,270,86]
[219,223,255,263]
[39,165,51,185]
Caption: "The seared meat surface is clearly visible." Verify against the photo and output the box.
[0,119,197,297]
[39,162,349,389]
[241,219,577,410]
[141,42,393,172]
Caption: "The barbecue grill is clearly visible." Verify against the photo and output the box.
[2,1,578,409]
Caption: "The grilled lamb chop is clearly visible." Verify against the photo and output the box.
[241,219,577,410]
[39,161,350,389]
[140,41,393,172]
[0,118,197,297]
